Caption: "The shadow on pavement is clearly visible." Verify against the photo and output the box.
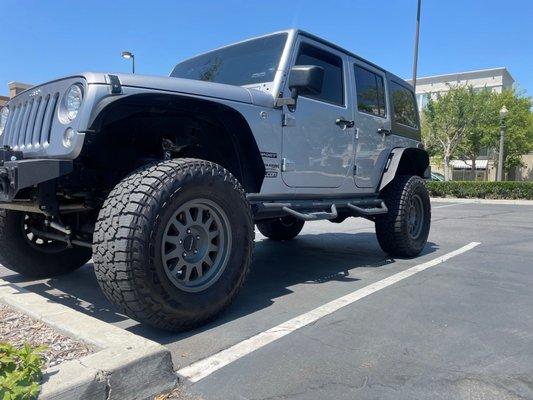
[1,231,438,344]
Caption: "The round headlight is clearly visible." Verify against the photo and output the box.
[65,84,83,120]
[0,107,9,136]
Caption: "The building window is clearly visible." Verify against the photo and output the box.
[295,43,344,106]
[354,65,386,117]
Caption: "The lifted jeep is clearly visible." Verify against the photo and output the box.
[0,30,430,331]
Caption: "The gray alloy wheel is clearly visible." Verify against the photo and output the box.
[161,199,232,293]
[407,194,424,240]
[22,214,67,253]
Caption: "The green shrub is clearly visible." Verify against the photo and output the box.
[426,181,533,200]
[0,343,45,400]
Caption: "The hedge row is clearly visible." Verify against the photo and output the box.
[426,181,533,200]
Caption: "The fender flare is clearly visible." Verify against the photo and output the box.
[378,147,430,192]
[85,92,266,193]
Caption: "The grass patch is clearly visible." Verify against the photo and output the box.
[426,181,533,200]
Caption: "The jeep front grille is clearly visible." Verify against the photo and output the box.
[2,92,60,151]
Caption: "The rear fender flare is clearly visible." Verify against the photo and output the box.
[378,147,430,192]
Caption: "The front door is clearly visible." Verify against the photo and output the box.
[281,39,354,188]
[351,61,392,188]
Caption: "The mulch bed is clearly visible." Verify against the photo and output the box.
[0,303,92,368]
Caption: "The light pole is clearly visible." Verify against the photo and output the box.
[412,0,422,90]
[497,105,508,181]
[121,51,135,74]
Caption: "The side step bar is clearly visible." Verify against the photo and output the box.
[255,198,389,221]
[347,201,388,216]
[282,204,338,221]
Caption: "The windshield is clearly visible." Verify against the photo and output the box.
[170,33,288,86]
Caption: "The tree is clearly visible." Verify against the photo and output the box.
[422,86,533,181]
[489,89,533,176]
[422,86,478,180]
[456,89,499,180]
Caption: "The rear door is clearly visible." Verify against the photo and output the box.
[351,60,392,188]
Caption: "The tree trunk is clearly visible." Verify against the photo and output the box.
[471,156,476,181]
[444,154,451,181]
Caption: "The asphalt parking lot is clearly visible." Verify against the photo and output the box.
[1,200,532,400]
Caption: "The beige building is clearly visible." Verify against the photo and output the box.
[408,68,531,181]
[0,81,32,109]
[410,67,514,112]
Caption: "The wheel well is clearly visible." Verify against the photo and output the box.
[396,148,429,176]
[378,147,429,192]
[80,93,265,193]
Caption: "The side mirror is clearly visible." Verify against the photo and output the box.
[288,65,324,100]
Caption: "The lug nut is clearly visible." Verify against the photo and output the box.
[182,252,187,257]
[187,229,191,234]
[194,250,198,254]
[196,235,200,240]
[179,239,183,244]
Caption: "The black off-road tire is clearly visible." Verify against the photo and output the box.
[256,217,304,241]
[92,158,254,331]
[375,175,431,257]
[0,210,91,278]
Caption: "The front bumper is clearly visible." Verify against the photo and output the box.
[0,147,72,202]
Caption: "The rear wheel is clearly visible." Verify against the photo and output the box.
[93,158,254,331]
[256,216,305,241]
[0,210,91,278]
[375,175,431,257]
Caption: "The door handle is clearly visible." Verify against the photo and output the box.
[335,118,355,129]
[377,128,392,135]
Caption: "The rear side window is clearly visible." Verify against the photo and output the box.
[295,43,344,106]
[354,65,386,117]
[391,81,418,128]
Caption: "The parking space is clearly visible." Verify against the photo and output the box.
[1,201,532,399]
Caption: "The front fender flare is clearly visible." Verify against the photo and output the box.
[85,92,266,193]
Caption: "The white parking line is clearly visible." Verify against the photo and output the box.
[433,203,460,209]
[178,242,481,383]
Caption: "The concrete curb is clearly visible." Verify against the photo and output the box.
[430,197,533,206]
[0,278,178,400]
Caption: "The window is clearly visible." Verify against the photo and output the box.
[170,33,287,86]
[354,65,386,117]
[391,81,418,128]
[295,43,344,106]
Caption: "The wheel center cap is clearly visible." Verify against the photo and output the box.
[182,235,197,252]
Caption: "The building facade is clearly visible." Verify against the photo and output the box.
[410,67,514,112]
[0,82,32,110]
[408,68,531,181]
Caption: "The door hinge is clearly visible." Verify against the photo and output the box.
[281,158,295,172]
[282,113,296,127]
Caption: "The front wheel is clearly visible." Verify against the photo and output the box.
[375,175,431,257]
[93,158,254,331]
[0,210,91,278]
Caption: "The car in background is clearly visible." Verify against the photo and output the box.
[429,172,445,181]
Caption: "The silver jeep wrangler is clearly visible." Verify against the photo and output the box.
[0,30,430,331]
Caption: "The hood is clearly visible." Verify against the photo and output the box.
[83,72,275,107]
